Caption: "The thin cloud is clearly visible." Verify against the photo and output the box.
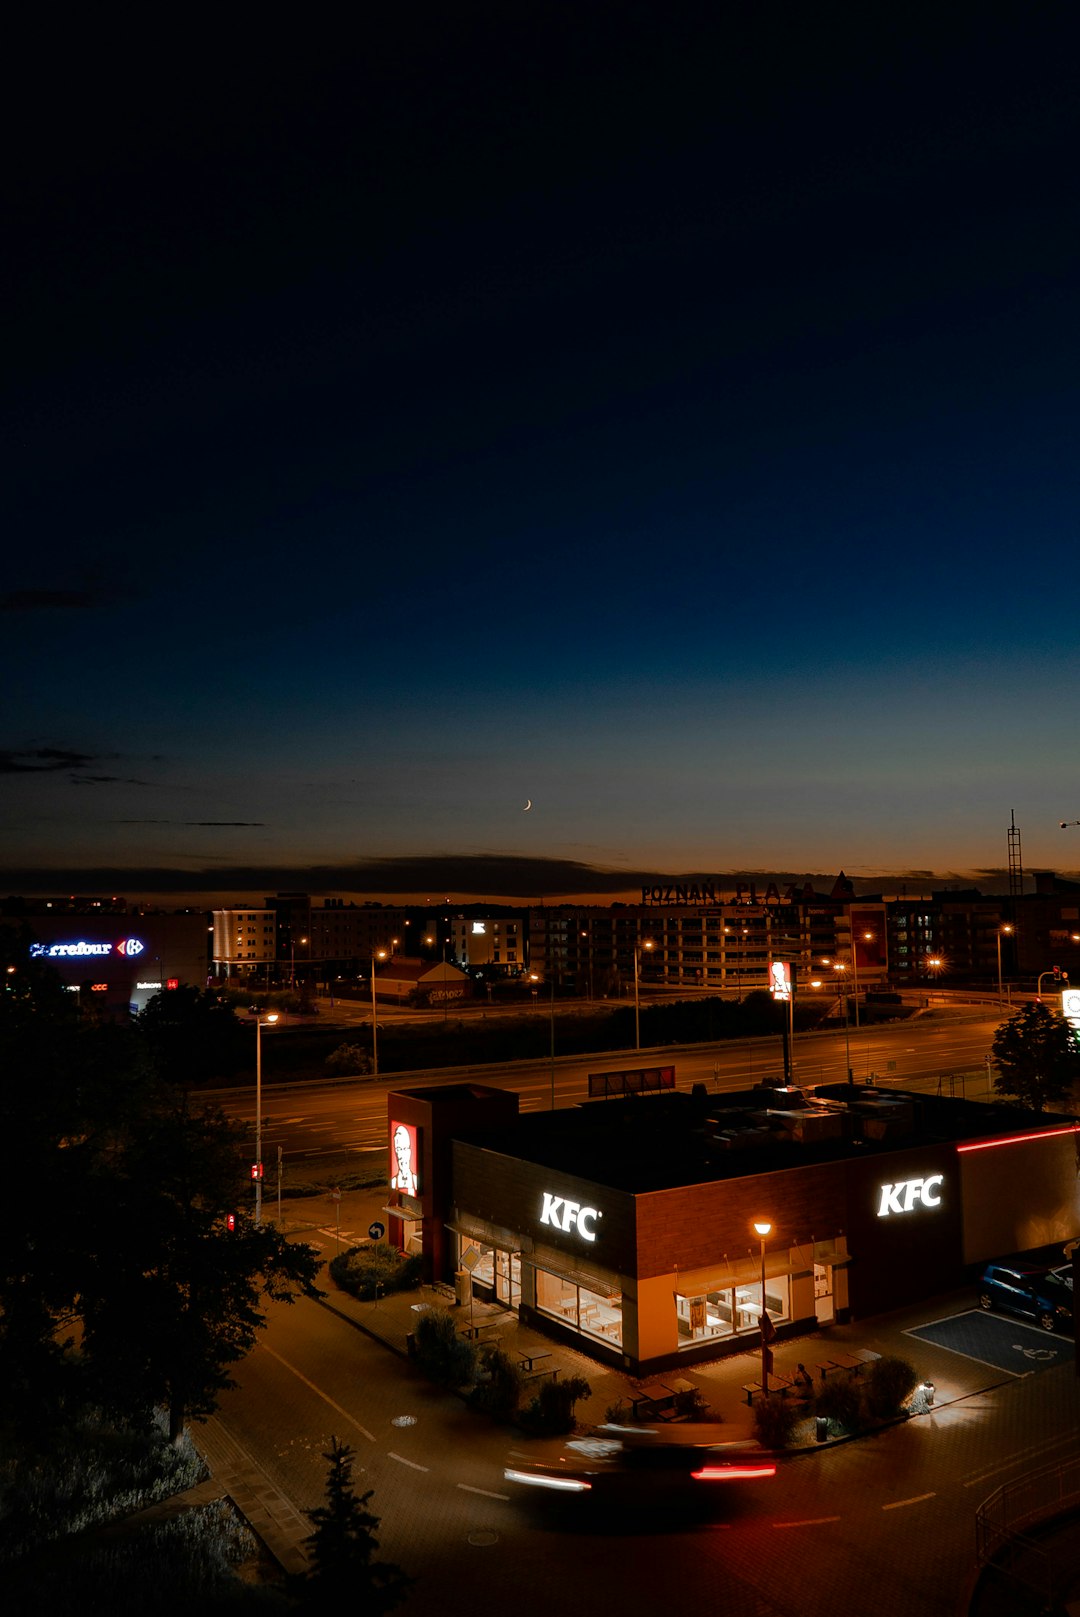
[0,854,1042,903]
[0,747,100,774]
[112,819,267,827]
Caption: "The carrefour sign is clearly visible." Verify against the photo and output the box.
[29,937,146,960]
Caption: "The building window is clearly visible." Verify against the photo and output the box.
[535,1268,621,1347]
[675,1276,789,1346]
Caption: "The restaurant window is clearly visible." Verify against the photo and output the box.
[675,1275,790,1345]
[535,1268,622,1347]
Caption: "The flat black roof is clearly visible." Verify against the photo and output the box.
[453,1084,1079,1194]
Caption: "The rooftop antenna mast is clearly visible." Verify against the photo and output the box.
[1007,810,1024,899]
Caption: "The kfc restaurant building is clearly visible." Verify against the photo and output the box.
[385,1082,1080,1376]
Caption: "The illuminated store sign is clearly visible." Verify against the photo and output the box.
[877,1175,944,1217]
[1063,989,1080,1043]
[769,960,791,1001]
[390,1121,420,1197]
[29,936,146,960]
[539,1192,602,1242]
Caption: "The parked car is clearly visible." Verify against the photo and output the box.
[978,1262,1074,1333]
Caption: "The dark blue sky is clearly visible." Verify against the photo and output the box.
[4,8,1079,904]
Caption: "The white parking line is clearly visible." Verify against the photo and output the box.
[457,1483,510,1500]
[882,1493,935,1510]
[389,1452,429,1472]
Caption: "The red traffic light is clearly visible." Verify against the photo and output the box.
[250,1162,264,1180]
[226,1213,236,1232]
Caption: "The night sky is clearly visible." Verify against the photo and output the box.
[4,8,1079,906]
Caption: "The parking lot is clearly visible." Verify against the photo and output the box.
[905,1307,1075,1378]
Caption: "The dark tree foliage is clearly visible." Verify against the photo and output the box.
[0,944,321,1445]
[292,1438,412,1613]
[991,1001,1080,1112]
[78,1092,322,1443]
[134,985,251,1085]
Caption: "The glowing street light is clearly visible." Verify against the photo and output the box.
[254,1012,279,1226]
[753,1219,774,1396]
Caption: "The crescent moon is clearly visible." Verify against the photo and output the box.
[524,799,532,811]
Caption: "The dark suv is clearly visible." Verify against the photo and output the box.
[978,1263,1074,1333]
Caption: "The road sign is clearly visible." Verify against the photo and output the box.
[368,1221,385,1239]
[330,1188,341,1203]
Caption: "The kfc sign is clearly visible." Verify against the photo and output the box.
[877,1174,944,1217]
[539,1192,602,1242]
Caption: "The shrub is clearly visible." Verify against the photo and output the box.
[325,1041,372,1077]
[467,1343,523,1422]
[863,1356,918,1420]
[329,1242,421,1301]
[412,1309,477,1388]
[813,1375,864,1434]
[752,1392,801,1450]
[517,1374,592,1436]
[605,1397,631,1424]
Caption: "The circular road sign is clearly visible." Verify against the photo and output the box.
[368,1221,385,1240]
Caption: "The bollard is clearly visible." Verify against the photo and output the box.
[816,1416,829,1443]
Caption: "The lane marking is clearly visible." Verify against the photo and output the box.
[256,1342,376,1441]
[773,1517,841,1528]
[457,1483,510,1500]
[882,1493,935,1510]
[389,1452,429,1472]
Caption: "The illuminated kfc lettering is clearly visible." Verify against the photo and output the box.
[877,1174,944,1217]
[539,1191,602,1242]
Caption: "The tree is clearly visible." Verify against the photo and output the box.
[134,985,249,1086]
[293,1437,411,1613]
[77,1090,322,1443]
[991,1001,1080,1112]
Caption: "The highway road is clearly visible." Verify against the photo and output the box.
[225,1012,1004,1166]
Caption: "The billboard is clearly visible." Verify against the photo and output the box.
[390,1120,420,1197]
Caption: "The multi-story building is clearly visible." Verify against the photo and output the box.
[449,912,526,976]
[212,908,277,982]
[527,878,888,1001]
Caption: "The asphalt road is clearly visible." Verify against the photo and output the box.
[213,1273,1080,1617]
[227,1012,1003,1164]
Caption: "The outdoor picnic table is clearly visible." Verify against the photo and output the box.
[516,1348,552,1372]
[629,1380,672,1416]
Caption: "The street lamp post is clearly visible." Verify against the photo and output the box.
[753,1219,773,1396]
[633,938,655,1051]
[370,949,388,1077]
[996,924,1014,1006]
[254,1013,279,1226]
[826,960,853,1084]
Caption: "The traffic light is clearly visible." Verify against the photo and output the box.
[1053,966,1061,980]
[250,1162,263,1181]
[226,1213,236,1232]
